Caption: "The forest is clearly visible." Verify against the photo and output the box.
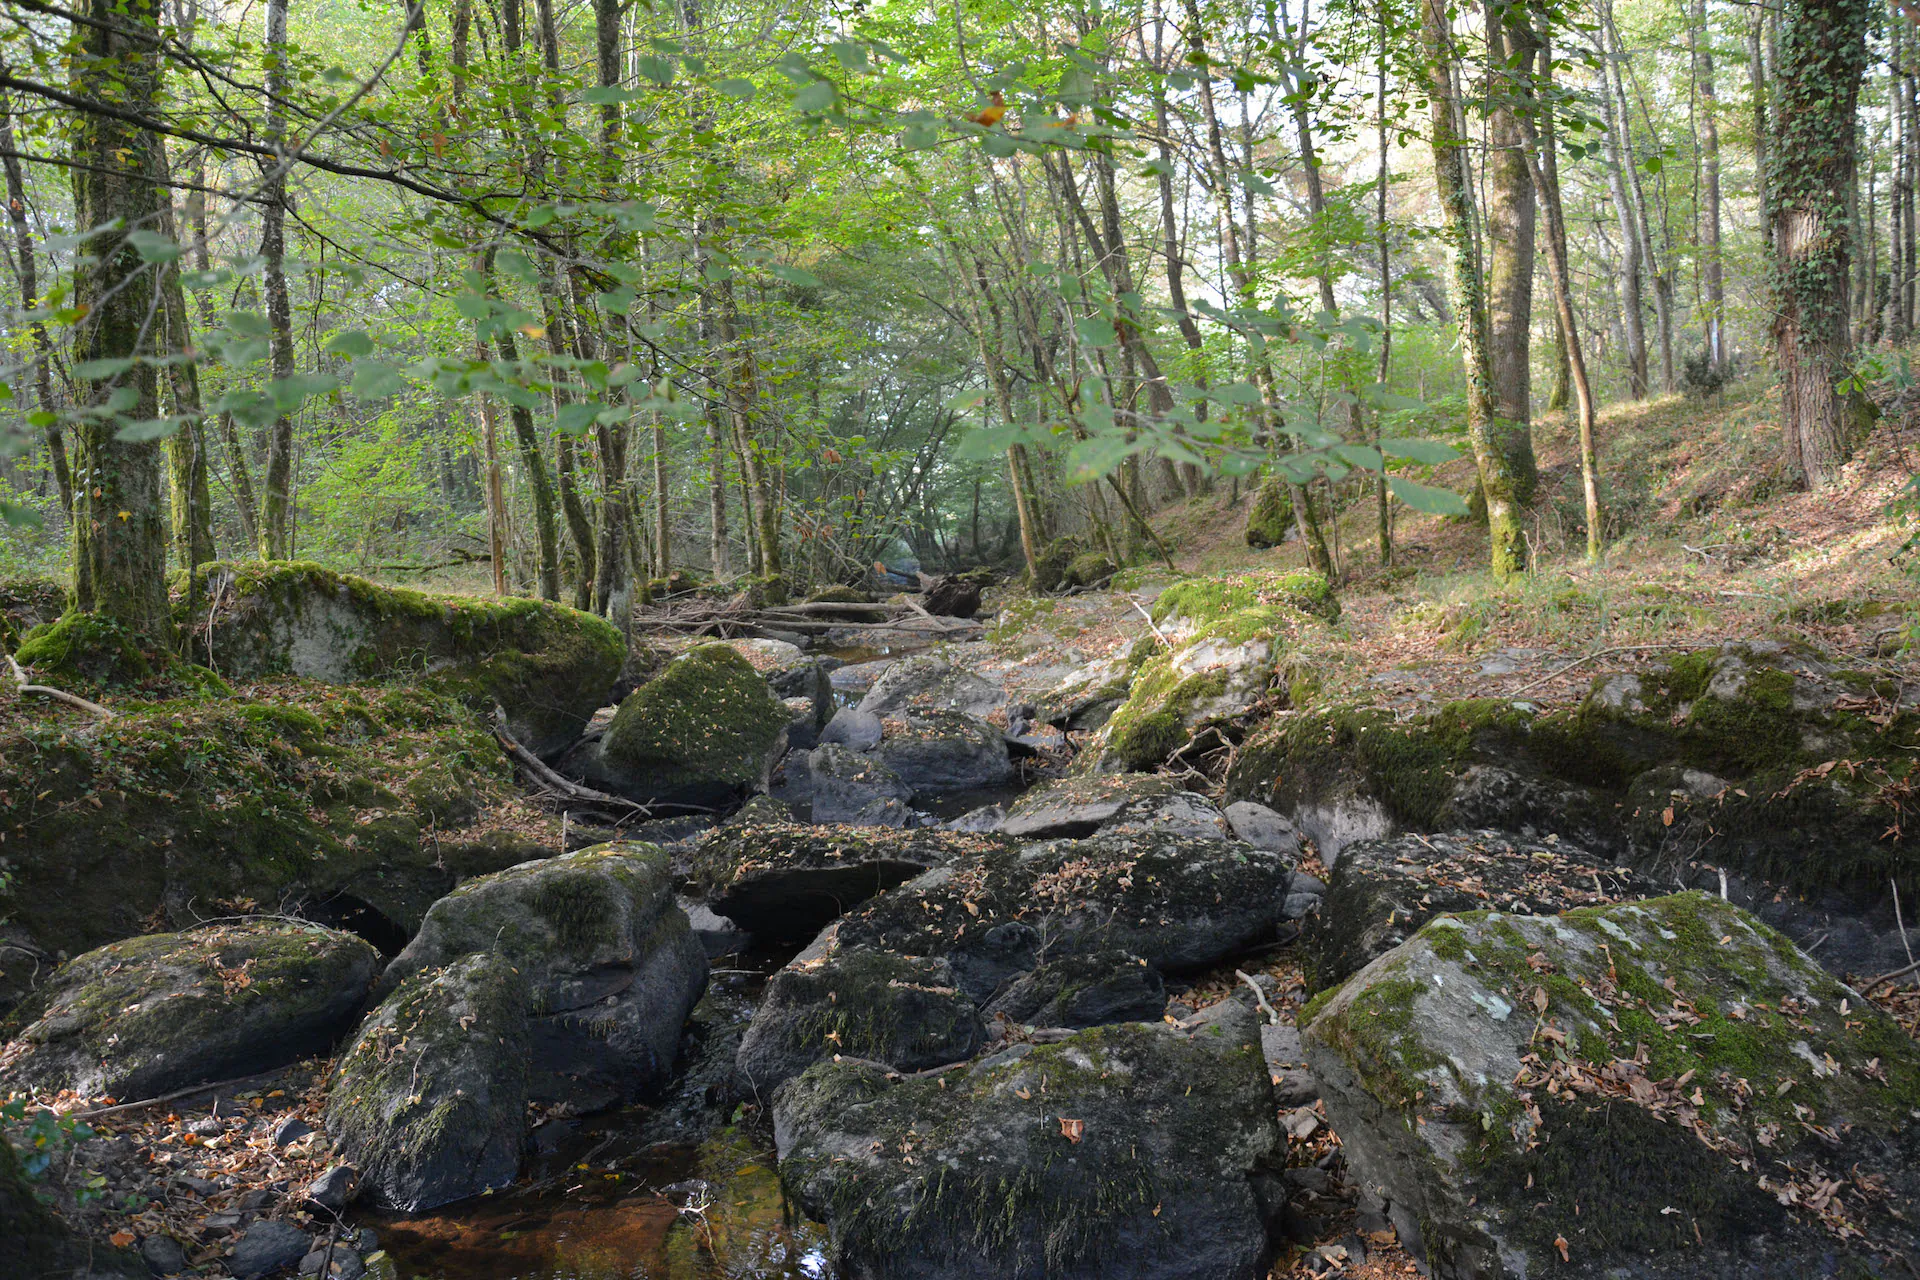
[2,0,1920,1277]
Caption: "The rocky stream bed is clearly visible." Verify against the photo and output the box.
[3,565,1919,1280]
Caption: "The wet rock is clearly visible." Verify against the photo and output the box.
[375,845,707,1110]
[298,1247,365,1280]
[568,644,791,810]
[737,950,984,1094]
[857,655,1005,720]
[870,709,1015,792]
[807,743,914,827]
[679,897,750,959]
[269,1116,313,1149]
[690,823,1010,947]
[185,561,624,758]
[230,1220,310,1280]
[326,953,529,1213]
[774,1000,1281,1280]
[1224,801,1301,854]
[820,706,883,752]
[140,1234,190,1277]
[980,951,1166,1029]
[831,829,1294,1001]
[303,1165,358,1212]
[1304,893,1920,1278]
[1299,829,1658,991]
[0,922,379,1100]
[944,803,1006,833]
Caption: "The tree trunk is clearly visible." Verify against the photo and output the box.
[1750,14,1773,255]
[1607,5,1675,393]
[68,0,174,640]
[493,326,562,599]
[1771,0,1872,490]
[706,402,729,579]
[257,0,297,559]
[1599,35,1650,398]
[1694,0,1726,368]
[0,102,70,515]
[152,147,213,573]
[1483,0,1540,502]
[1375,3,1393,565]
[1421,0,1526,579]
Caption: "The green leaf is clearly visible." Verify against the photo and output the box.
[635,54,675,85]
[114,416,185,442]
[1075,316,1118,347]
[269,372,339,411]
[349,361,408,399]
[325,330,375,358]
[1380,437,1458,464]
[73,357,136,380]
[717,78,757,100]
[581,85,640,104]
[1334,444,1384,470]
[554,402,601,435]
[1388,476,1471,514]
[1212,381,1264,405]
[981,132,1019,157]
[770,264,822,287]
[0,500,43,529]
[126,230,182,263]
[103,386,140,414]
[793,80,836,112]
[830,41,870,72]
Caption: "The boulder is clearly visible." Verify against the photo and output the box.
[999,773,1179,839]
[871,709,1015,793]
[807,743,915,827]
[857,656,1006,720]
[0,922,379,1100]
[820,707,884,752]
[980,950,1166,1029]
[230,1220,311,1279]
[690,822,1010,946]
[1224,801,1301,854]
[831,829,1294,1001]
[326,953,530,1213]
[1243,476,1293,549]
[1301,829,1658,991]
[1148,570,1340,642]
[0,574,65,653]
[183,561,624,757]
[571,644,792,810]
[1034,652,1136,733]
[920,575,983,617]
[736,949,984,1094]
[1303,893,1920,1278]
[773,1000,1281,1280]
[375,845,707,1110]
[722,638,835,733]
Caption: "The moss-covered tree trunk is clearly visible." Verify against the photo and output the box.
[1694,0,1727,370]
[1483,0,1540,507]
[1,106,69,515]
[68,0,175,641]
[1421,0,1526,580]
[257,0,298,560]
[493,329,562,600]
[1770,0,1872,489]
[153,145,213,575]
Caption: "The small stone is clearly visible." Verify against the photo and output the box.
[352,1230,378,1255]
[204,1211,245,1231]
[176,1175,220,1196]
[1224,800,1301,854]
[269,1117,313,1148]
[141,1233,190,1277]
[303,1165,360,1212]
[186,1117,226,1137]
[237,1189,274,1211]
[1282,1106,1321,1141]
[1274,1068,1320,1108]
[298,1247,366,1280]
[230,1219,310,1279]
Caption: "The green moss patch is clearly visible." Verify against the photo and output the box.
[600,644,792,805]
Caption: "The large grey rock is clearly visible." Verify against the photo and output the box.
[0,922,378,1100]
[375,844,708,1109]
[1034,652,1135,732]
[186,561,624,757]
[870,709,1014,793]
[689,823,1009,946]
[980,950,1166,1028]
[773,1000,1282,1280]
[736,949,984,1095]
[857,655,1005,719]
[326,953,529,1213]
[1304,893,1920,1278]
[567,644,791,810]
[1224,801,1301,854]
[820,706,883,752]
[1299,829,1657,991]
[998,772,1179,838]
[807,743,914,827]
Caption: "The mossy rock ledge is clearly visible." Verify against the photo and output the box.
[0,921,379,1100]
[689,820,1013,946]
[1303,893,1920,1278]
[185,560,625,757]
[567,643,792,810]
[771,998,1281,1280]
[373,844,707,1112]
[1225,642,1920,976]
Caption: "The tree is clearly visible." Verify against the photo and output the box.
[257,0,298,559]
[1770,0,1873,490]
[1484,0,1540,505]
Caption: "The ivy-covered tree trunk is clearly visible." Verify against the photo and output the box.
[68,0,175,641]
[1770,0,1872,489]
[1421,0,1526,580]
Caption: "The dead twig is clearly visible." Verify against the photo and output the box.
[491,714,687,817]
[1863,955,1920,994]
[1508,643,1694,698]
[1235,969,1281,1026]
[6,654,114,720]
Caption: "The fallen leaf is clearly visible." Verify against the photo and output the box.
[1058,1117,1085,1143]
[1661,807,1675,827]
[1554,1235,1571,1262]
[109,1231,136,1248]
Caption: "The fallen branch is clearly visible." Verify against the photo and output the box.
[6,654,114,720]
[1129,598,1171,650]
[61,1065,302,1121]
[1863,955,1920,994]
[1236,969,1282,1026]
[491,715,675,817]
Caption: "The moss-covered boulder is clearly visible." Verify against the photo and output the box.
[1243,476,1293,549]
[1087,606,1320,774]
[0,921,378,1100]
[720,638,834,734]
[574,643,792,810]
[1227,643,1920,974]
[870,709,1015,793]
[375,844,707,1110]
[184,561,624,756]
[1303,894,1920,1277]
[1034,652,1136,733]
[1058,550,1117,589]
[0,1136,145,1278]
[772,999,1281,1280]
[1028,538,1079,593]
[689,821,1011,946]
[980,950,1167,1029]
[0,686,550,1016]
[1148,569,1338,642]
[736,949,984,1094]
[1300,829,1660,992]
[857,655,1007,720]
[830,829,1294,1001]
[325,952,530,1213]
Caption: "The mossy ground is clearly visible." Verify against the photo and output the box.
[1149,569,1338,630]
